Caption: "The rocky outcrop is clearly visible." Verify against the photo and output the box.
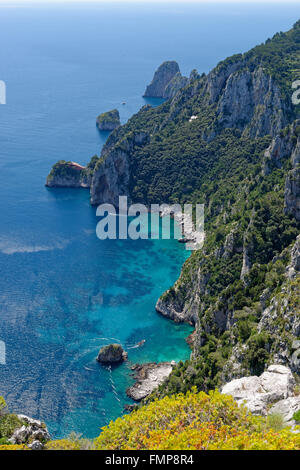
[144,61,187,98]
[221,365,300,427]
[215,67,288,138]
[90,131,149,206]
[263,134,295,176]
[96,109,120,131]
[286,234,300,279]
[155,296,198,325]
[126,362,175,401]
[207,58,243,104]
[284,167,300,221]
[8,414,50,448]
[97,344,127,364]
[163,72,188,99]
[46,161,90,188]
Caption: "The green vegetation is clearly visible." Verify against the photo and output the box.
[41,19,300,451]
[0,399,23,445]
[96,109,120,129]
[94,389,300,450]
[0,414,23,442]
[47,160,82,182]
[88,20,300,396]
[293,409,300,423]
[2,391,299,451]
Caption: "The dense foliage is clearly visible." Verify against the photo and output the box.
[94,389,300,450]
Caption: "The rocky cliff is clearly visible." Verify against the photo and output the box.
[46,160,90,188]
[143,61,187,98]
[163,72,189,99]
[46,21,300,396]
[90,129,150,206]
[96,109,120,131]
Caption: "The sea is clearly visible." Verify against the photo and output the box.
[0,1,299,439]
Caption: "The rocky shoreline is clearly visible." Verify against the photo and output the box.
[126,362,176,401]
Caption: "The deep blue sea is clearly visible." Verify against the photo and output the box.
[0,2,299,439]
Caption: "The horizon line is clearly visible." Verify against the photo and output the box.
[0,0,300,4]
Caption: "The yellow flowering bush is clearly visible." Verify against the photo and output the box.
[94,389,300,450]
[45,439,82,450]
[0,444,28,450]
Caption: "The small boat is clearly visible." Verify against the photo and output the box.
[122,102,126,105]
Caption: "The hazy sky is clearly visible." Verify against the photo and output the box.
[0,0,299,4]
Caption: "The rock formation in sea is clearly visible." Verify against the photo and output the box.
[96,344,127,364]
[143,61,187,99]
[96,109,120,131]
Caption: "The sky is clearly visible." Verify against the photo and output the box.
[0,0,299,4]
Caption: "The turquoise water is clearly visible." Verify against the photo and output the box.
[0,2,299,439]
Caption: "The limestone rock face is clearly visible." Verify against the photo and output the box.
[156,285,199,326]
[286,234,300,279]
[215,67,288,138]
[126,362,175,401]
[97,344,127,364]
[221,364,296,416]
[269,396,300,427]
[143,61,183,98]
[262,133,295,176]
[284,167,300,221]
[8,414,50,448]
[90,130,149,206]
[96,109,120,131]
[163,72,188,99]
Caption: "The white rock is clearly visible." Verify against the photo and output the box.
[28,440,44,450]
[269,396,300,425]
[221,364,296,416]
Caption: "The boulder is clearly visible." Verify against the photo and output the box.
[221,364,296,416]
[8,414,50,447]
[269,396,300,426]
[97,344,127,364]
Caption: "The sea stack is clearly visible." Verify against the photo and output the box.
[143,61,187,98]
[97,344,127,364]
[96,109,120,131]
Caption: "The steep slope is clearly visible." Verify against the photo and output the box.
[47,21,300,394]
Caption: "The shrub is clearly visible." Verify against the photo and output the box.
[293,410,300,423]
[94,389,300,450]
[0,414,23,439]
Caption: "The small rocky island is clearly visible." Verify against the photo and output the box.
[97,344,127,364]
[126,362,175,401]
[45,155,100,188]
[96,109,120,131]
[143,61,188,99]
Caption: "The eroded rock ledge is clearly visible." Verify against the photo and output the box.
[126,362,176,401]
[222,364,300,427]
